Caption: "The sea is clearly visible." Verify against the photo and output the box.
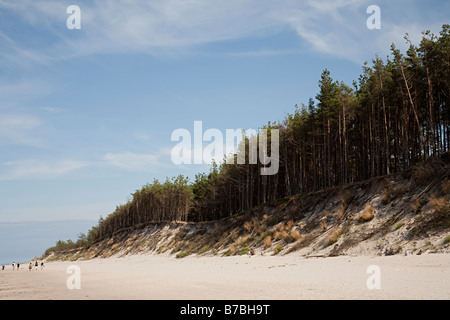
[0,220,96,265]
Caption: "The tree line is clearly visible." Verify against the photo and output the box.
[76,25,449,246]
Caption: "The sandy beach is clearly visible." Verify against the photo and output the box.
[0,253,449,300]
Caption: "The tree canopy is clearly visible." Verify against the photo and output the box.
[82,25,449,245]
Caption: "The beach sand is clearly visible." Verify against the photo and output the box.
[0,253,449,300]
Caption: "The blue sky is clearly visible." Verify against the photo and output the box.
[0,0,448,260]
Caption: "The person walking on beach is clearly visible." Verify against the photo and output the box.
[35,261,38,271]
[29,263,32,271]
[12,262,15,270]
[17,262,20,270]
[41,261,44,270]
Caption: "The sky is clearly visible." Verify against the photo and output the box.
[0,0,448,262]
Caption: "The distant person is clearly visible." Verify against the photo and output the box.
[12,262,15,271]
[29,263,32,271]
[41,262,44,270]
[1,265,4,270]
[35,261,38,271]
[17,262,20,270]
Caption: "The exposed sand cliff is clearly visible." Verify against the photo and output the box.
[47,157,450,262]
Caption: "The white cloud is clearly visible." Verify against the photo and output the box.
[131,131,151,142]
[103,151,162,172]
[80,0,280,49]
[0,114,43,146]
[0,0,283,60]
[278,0,376,63]
[0,150,167,180]
[0,80,54,106]
[227,49,302,57]
[39,106,64,114]
[0,0,447,65]
[0,159,87,180]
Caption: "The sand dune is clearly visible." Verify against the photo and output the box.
[0,253,449,300]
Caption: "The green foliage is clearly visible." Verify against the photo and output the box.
[175,251,190,259]
[89,175,193,242]
[239,247,250,255]
[273,245,283,255]
[443,235,450,245]
[395,222,405,230]
[44,233,88,256]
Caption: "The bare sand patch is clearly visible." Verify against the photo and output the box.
[0,253,449,300]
